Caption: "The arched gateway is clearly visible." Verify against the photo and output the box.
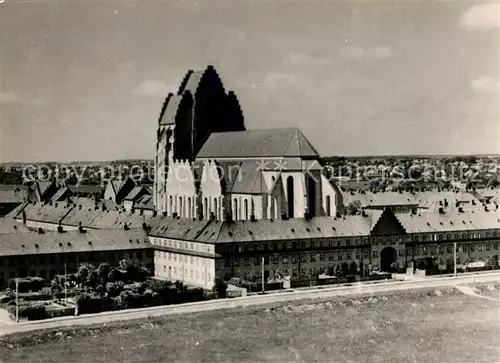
[380,247,398,272]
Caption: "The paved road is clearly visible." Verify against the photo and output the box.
[1,272,498,337]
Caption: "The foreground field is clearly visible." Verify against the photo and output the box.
[0,286,499,362]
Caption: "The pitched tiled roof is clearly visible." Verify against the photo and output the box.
[415,191,478,208]
[396,210,500,234]
[51,187,69,202]
[196,128,320,159]
[148,216,222,243]
[0,228,150,257]
[342,191,420,208]
[62,207,151,229]
[229,161,268,194]
[0,186,29,204]
[67,185,104,195]
[148,212,383,244]
[71,197,120,211]
[124,186,150,201]
[135,195,154,210]
[5,202,28,219]
[216,214,378,243]
[20,202,73,224]
[0,218,31,234]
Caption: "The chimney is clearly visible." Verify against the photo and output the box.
[124,223,130,231]
[153,210,158,217]
[173,212,178,218]
[22,211,27,225]
[281,212,288,221]
[438,207,445,214]
[57,225,64,233]
[458,207,464,213]
[162,212,167,217]
[250,214,257,222]
[37,227,44,234]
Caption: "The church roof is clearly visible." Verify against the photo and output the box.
[230,161,269,194]
[196,128,319,159]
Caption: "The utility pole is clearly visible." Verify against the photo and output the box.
[453,242,457,277]
[261,256,265,294]
[15,278,19,323]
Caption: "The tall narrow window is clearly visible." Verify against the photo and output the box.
[244,199,249,220]
[326,195,331,217]
[234,198,239,220]
[169,195,173,215]
[188,197,192,218]
[251,199,255,216]
[214,198,218,219]
[204,197,208,219]
[307,175,316,216]
[179,197,183,217]
[287,176,294,218]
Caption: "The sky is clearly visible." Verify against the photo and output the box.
[0,0,499,162]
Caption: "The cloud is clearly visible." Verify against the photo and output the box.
[0,91,47,107]
[262,72,298,89]
[284,53,332,67]
[460,4,500,31]
[340,46,394,60]
[471,76,500,93]
[133,80,176,97]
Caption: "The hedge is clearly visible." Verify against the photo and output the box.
[7,277,46,293]
[6,302,47,321]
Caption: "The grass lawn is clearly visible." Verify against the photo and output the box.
[0,287,499,362]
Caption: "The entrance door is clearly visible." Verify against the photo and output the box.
[380,247,398,272]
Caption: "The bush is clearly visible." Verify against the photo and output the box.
[8,277,46,293]
[76,293,113,314]
[7,302,46,321]
[105,281,125,297]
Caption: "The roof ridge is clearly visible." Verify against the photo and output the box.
[282,128,297,157]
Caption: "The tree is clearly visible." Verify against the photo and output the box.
[346,200,362,215]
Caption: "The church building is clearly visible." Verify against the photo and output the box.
[153,65,344,222]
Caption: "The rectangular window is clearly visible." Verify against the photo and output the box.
[282,242,287,250]
[355,251,361,259]
[373,250,379,258]
[346,253,352,260]
[301,241,306,249]
[486,244,491,251]
[292,255,297,264]
[328,253,334,261]
[471,245,476,252]
[319,253,325,262]
[292,241,297,249]
[273,243,278,251]
[339,252,344,260]
[311,254,316,262]
[363,251,369,259]
[310,241,315,248]
[399,249,404,257]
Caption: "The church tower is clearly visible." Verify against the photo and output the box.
[154,65,245,213]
